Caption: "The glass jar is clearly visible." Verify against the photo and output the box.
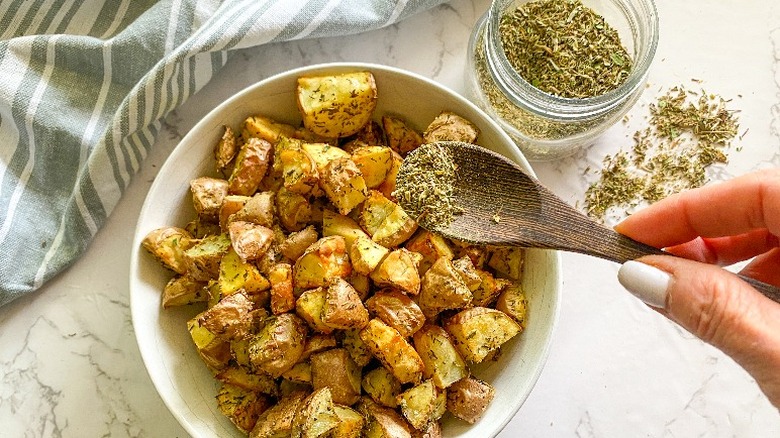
[466,0,659,161]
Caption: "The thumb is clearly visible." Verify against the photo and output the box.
[618,256,780,407]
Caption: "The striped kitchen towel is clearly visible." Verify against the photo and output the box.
[0,0,447,307]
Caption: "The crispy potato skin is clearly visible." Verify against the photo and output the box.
[360,318,424,384]
[190,177,229,222]
[249,313,308,378]
[297,72,378,138]
[422,111,479,144]
[366,289,425,338]
[142,226,195,274]
[412,324,468,389]
[445,377,495,424]
[310,348,362,406]
[229,137,273,196]
[444,307,521,363]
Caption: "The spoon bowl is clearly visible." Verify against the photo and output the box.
[397,141,780,303]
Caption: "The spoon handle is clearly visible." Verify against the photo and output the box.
[584,225,780,304]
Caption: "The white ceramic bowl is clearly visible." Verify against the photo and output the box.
[130,62,561,438]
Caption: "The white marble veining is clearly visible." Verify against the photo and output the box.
[1,0,779,437]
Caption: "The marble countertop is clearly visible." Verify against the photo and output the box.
[2,0,779,436]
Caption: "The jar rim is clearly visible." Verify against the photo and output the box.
[485,0,659,119]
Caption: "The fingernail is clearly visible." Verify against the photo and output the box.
[618,261,670,308]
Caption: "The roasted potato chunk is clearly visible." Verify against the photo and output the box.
[187,315,231,370]
[216,366,279,396]
[161,275,207,308]
[377,149,403,201]
[228,220,275,262]
[291,387,340,438]
[320,157,368,216]
[422,111,479,144]
[297,71,378,138]
[397,380,446,431]
[404,230,454,274]
[219,195,251,230]
[228,137,273,196]
[450,256,482,292]
[495,282,528,328]
[231,191,275,228]
[446,377,495,424]
[184,233,232,281]
[331,405,365,438]
[243,114,297,143]
[191,177,229,222]
[276,137,321,196]
[351,145,394,188]
[412,325,468,389]
[341,328,373,367]
[488,246,524,281]
[215,125,238,174]
[301,142,351,172]
[417,256,472,318]
[311,348,362,405]
[217,383,272,433]
[296,287,333,334]
[370,248,422,296]
[321,278,370,330]
[444,307,521,363]
[366,289,425,338]
[250,390,308,438]
[269,263,295,315]
[471,269,510,307]
[293,236,351,290]
[362,366,402,408]
[249,313,308,377]
[300,333,338,361]
[322,209,369,250]
[359,397,414,438]
[142,226,195,274]
[276,186,313,232]
[382,115,423,156]
[219,248,271,296]
[360,190,417,248]
[198,291,255,341]
[350,235,390,276]
[360,318,424,384]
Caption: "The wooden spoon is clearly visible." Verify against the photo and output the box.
[396,141,780,304]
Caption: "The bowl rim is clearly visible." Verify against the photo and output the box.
[129,61,562,438]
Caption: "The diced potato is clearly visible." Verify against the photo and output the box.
[279,380,313,398]
[220,195,251,230]
[322,209,369,250]
[397,380,446,431]
[249,391,308,438]
[377,150,403,201]
[417,257,472,318]
[341,328,372,367]
[471,270,510,308]
[228,220,275,262]
[422,111,479,144]
[297,72,378,138]
[290,388,340,438]
[445,377,495,424]
[360,191,417,248]
[404,230,454,274]
[243,114,297,143]
[296,287,333,334]
[191,177,229,222]
[277,140,321,196]
[444,307,521,363]
[219,248,271,296]
[231,191,275,228]
[198,291,255,341]
[293,236,351,290]
[282,362,312,385]
[278,225,318,261]
[228,137,273,196]
[350,235,390,276]
[217,383,271,433]
[321,278,370,330]
[450,256,482,292]
[412,325,468,389]
[359,397,414,438]
[300,333,338,361]
[370,249,422,295]
[301,142,351,172]
[362,366,402,408]
[269,263,295,315]
[456,245,488,270]
[495,282,528,328]
[347,271,371,300]
[184,233,232,281]
[276,186,313,232]
[161,275,207,308]
[351,120,386,146]
[488,246,524,281]
[365,289,425,338]
[351,145,394,188]
[216,366,279,396]
[215,125,238,174]
[382,115,423,156]
[360,319,424,384]
[142,226,195,275]
[311,348,362,406]
[320,157,368,216]
[187,315,231,370]
[249,313,308,377]
[331,405,365,438]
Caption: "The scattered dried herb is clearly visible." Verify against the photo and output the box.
[499,0,633,99]
[585,85,740,222]
[394,144,463,229]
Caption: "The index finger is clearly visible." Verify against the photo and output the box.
[614,169,780,248]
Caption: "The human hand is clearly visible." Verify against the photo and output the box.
[614,169,780,408]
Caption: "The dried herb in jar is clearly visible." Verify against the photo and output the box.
[394,144,463,229]
[499,0,633,99]
[584,85,740,222]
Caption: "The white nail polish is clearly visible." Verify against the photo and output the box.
[618,261,670,308]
